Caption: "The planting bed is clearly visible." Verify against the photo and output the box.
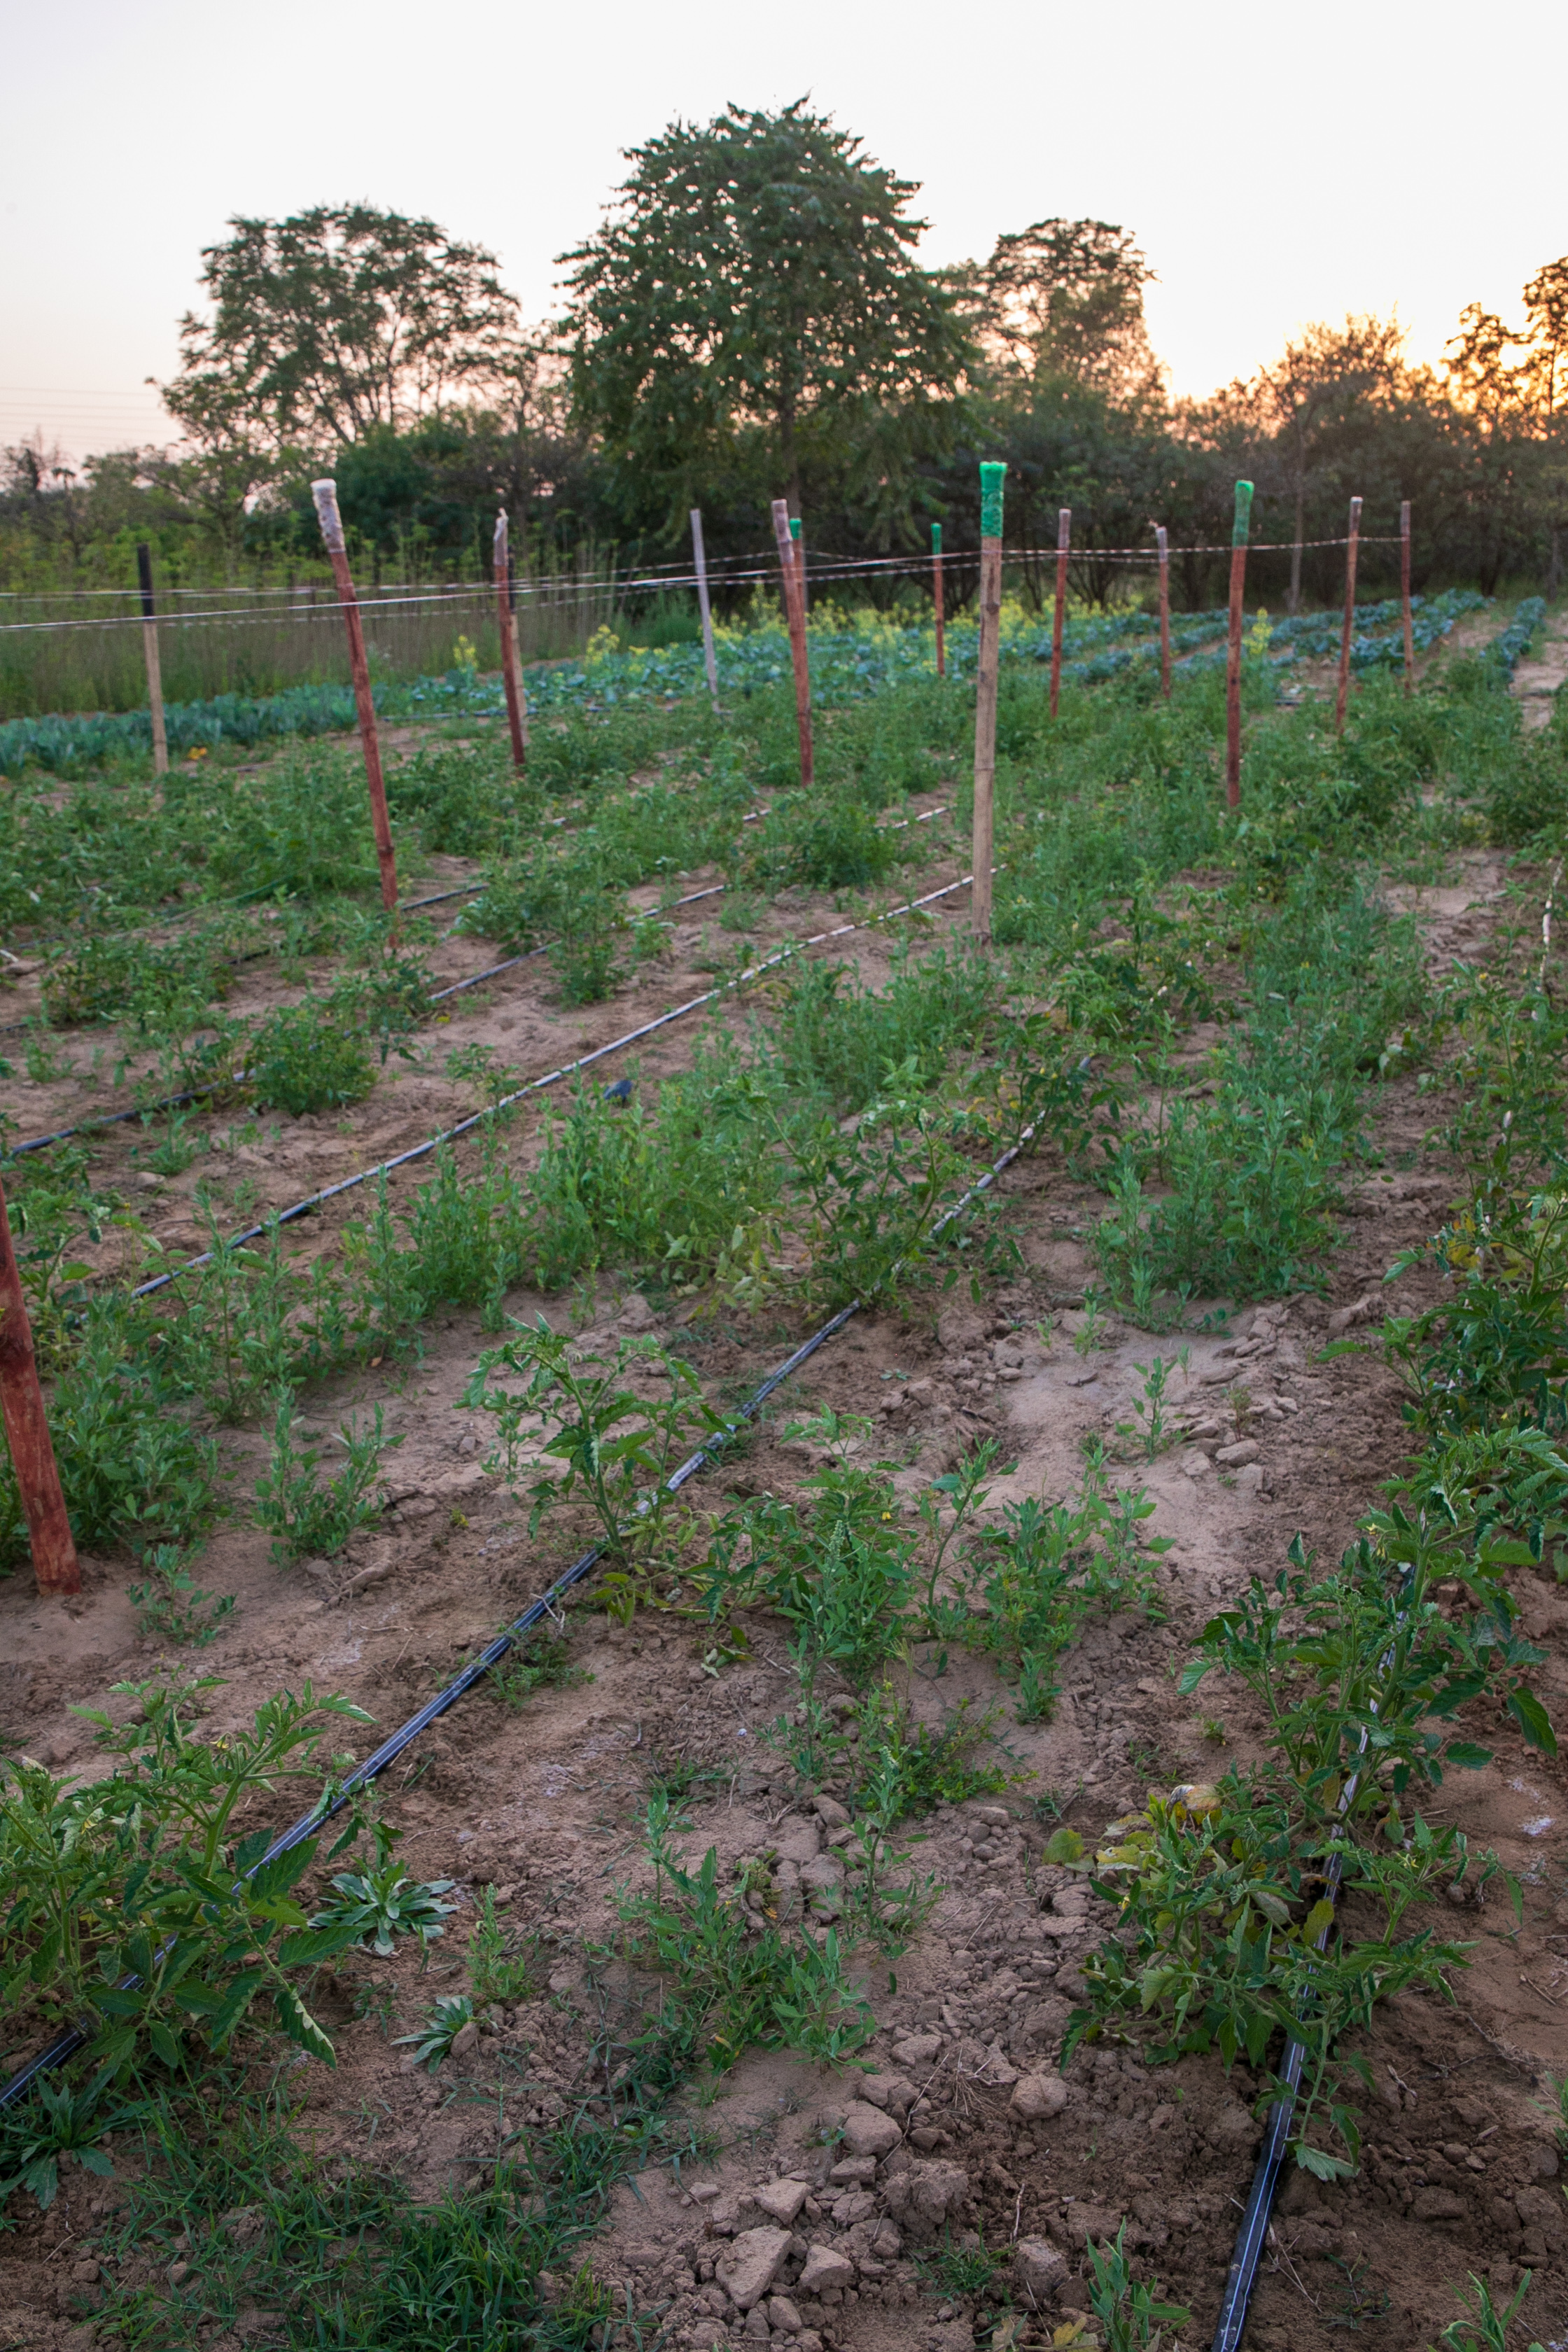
[3,610,1568,2352]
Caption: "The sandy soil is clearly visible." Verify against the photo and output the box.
[2,797,1566,2352]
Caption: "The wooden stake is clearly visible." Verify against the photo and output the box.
[1049,507,1071,719]
[690,507,720,708]
[1226,479,1254,808]
[1401,500,1414,696]
[493,510,528,771]
[136,543,169,779]
[972,463,1006,946]
[507,555,529,751]
[0,1168,78,1597]
[1335,495,1363,734]
[1155,524,1172,699]
[311,481,399,914]
[771,499,813,788]
[932,522,946,678]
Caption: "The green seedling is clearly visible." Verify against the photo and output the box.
[127,1545,235,1648]
[1118,1352,1190,1460]
[255,1397,402,1564]
[1084,2223,1191,2351]
[466,1886,542,2007]
[0,2076,130,2213]
[1432,2268,1543,2352]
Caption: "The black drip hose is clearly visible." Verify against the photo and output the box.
[0,1095,1032,2113]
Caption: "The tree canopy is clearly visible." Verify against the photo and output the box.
[164,204,524,457]
[559,102,969,531]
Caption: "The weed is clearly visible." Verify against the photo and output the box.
[467,1887,543,2006]
[0,1679,372,2076]
[127,1544,235,1647]
[248,997,377,1116]
[1084,2222,1192,2351]
[254,1396,402,1564]
[311,1841,458,1959]
[144,1108,208,1175]
[617,1793,875,2071]
[0,2076,130,2213]
[1431,2269,1544,2352]
[484,1622,590,1707]
[918,2234,1002,2297]
[1116,1352,1190,1461]
[396,1993,478,2069]
[466,1319,726,1612]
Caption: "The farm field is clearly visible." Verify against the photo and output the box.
[3,595,1568,2352]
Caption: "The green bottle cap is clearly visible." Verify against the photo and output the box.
[1233,481,1254,547]
[979,462,1007,540]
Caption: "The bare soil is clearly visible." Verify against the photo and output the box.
[2,772,1566,2352]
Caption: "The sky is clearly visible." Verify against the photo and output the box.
[4,0,1563,468]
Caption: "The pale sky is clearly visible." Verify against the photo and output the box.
[4,0,1562,467]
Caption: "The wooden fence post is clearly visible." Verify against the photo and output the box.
[507,556,530,750]
[972,463,1007,946]
[1155,524,1172,699]
[932,522,946,678]
[1049,507,1071,719]
[1401,500,1414,696]
[1226,479,1254,808]
[0,1170,78,1597]
[136,544,169,779]
[493,512,528,771]
[771,499,814,789]
[1335,495,1363,734]
[690,508,720,708]
[311,481,400,913]
[493,514,531,771]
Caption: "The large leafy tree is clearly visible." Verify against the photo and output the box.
[559,102,969,533]
[960,218,1161,404]
[164,204,523,456]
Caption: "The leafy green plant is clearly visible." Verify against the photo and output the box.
[0,1679,372,2076]
[247,997,377,1116]
[467,1887,542,2006]
[127,1545,236,1648]
[1116,1352,1189,1461]
[1084,2223,1191,2351]
[395,1993,477,2071]
[465,1319,726,1614]
[310,1845,458,1959]
[0,2076,132,2212]
[1429,2269,1543,2352]
[916,2233,1001,2297]
[254,1396,402,1564]
[617,1793,875,2072]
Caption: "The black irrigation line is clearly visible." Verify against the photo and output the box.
[0,1087,1042,2112]
[122,867,977,1301]
[6,805,952,1159]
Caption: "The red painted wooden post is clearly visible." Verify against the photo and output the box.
[1401,500,1414,696]
[1226,480,1254,808]
[1049,507,1071,719]
[972,464,1006,946]
[771,500,814,788]
[493,510,528,771]
[0,1170,78,1597]
[1155,524,1172,699]
[1335,495,1363,734]
[311,480,400,914]
[932,522,946,678]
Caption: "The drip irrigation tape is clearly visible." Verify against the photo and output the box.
[6,805,951,1153]
[125,869,977,1300]
[0,1095,1037,2112]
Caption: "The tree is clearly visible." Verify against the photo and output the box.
[559,102,969,534]
[163,204,523,456]
[960,218,1160,404]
